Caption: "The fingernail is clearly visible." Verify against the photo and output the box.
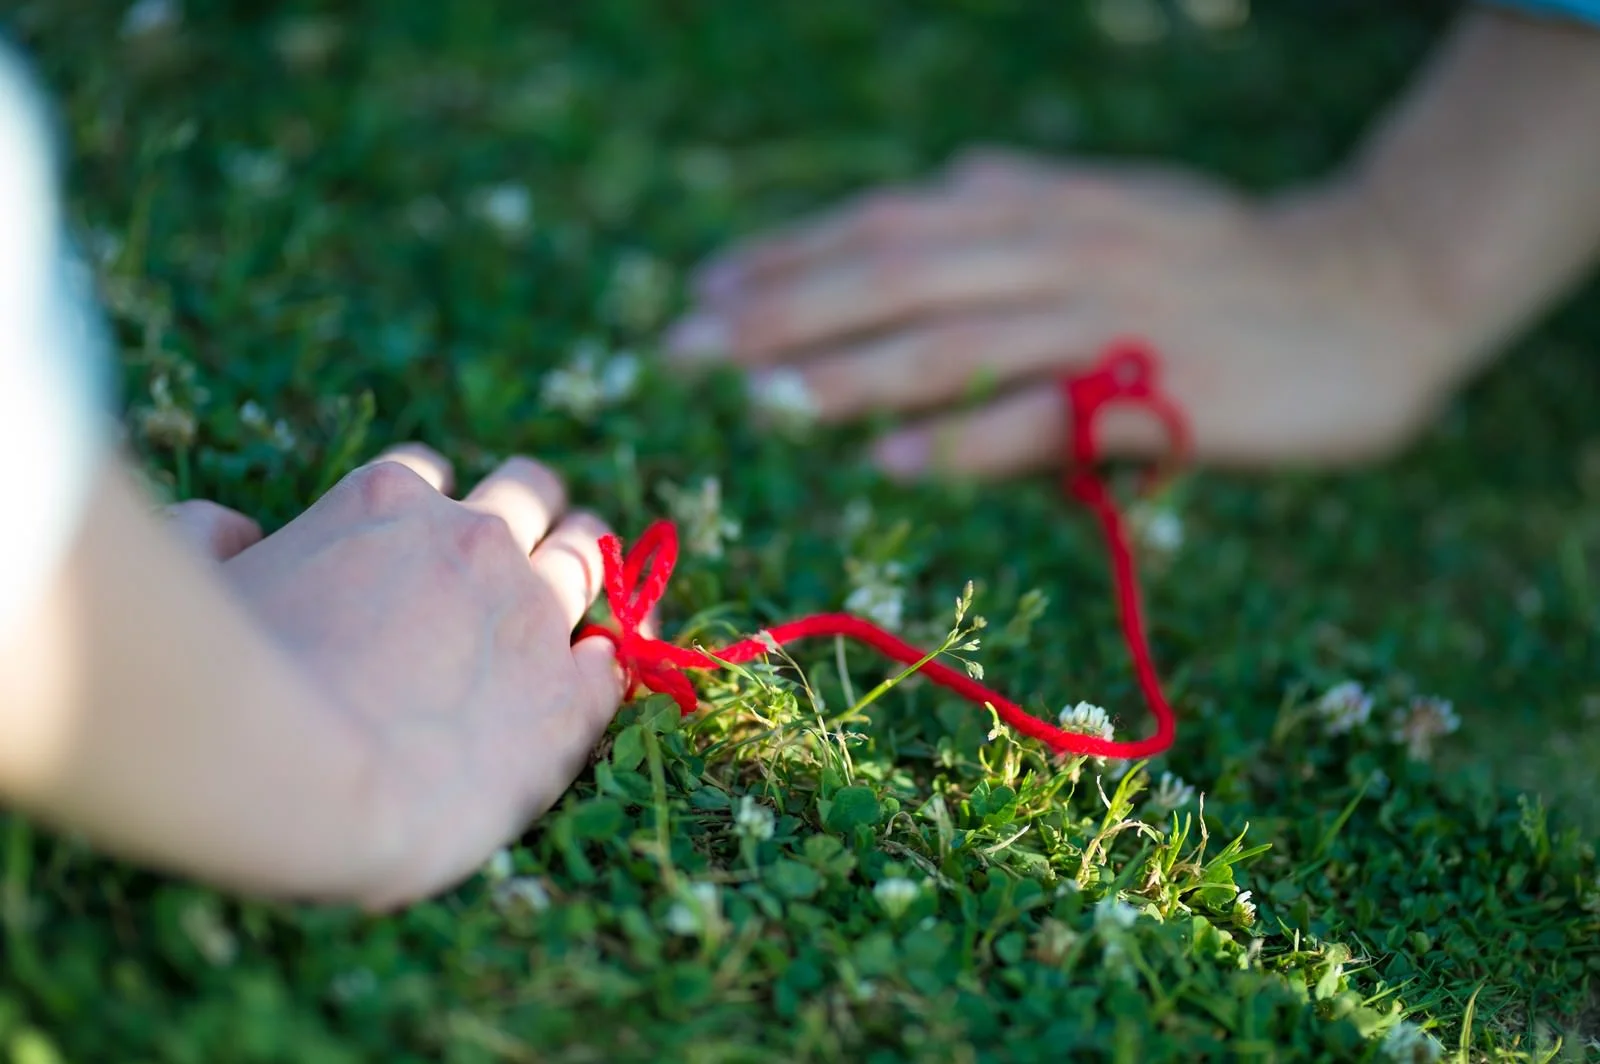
[873,431,930,479]
[664,312,729,362]
[694,261,741,301]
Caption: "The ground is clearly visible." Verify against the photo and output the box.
[3,1,1598,1061]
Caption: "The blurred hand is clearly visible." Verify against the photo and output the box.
[669,149,1471,475]
[221,444,622,908]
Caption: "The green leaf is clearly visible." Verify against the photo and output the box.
[611,725,645,773]
[823,786,880,835]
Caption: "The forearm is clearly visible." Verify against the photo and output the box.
[1324,6,1600,373]
[0,457,380,900]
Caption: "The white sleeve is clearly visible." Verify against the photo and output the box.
[0,41,112,641]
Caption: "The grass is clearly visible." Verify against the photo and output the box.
[4,0,1599,1060]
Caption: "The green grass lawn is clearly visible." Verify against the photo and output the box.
[5,0,1599,1060]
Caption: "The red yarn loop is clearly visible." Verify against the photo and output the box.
[579,341,1188,760]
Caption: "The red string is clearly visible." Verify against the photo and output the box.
[579,339,1189,760]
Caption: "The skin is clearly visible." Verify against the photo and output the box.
[667,8,1600,477]
[0,447,623,911]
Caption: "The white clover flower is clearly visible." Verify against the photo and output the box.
[1129,500,1184,555]
[844,559,907,632]
[137,373,198,450]
[1389,695,1461,761]
[602,251,672,332]
[239,400,268,430]
[1058,701,1115,743]
[1233,890,1257,925]
[1147,772,1196,815]
[1316,681,1374,737]
[659,477,741,560]
[540,341,639,422]
[484,848,514,882]
[664,882,721,936]
[750,368,818,433]
[491,876,552,915]
[178,899,236,967]
[873,877,922,919]
[221,148,288,196]
[122,0,181,38]
[599,350,640,401]
[471,183,532,235]
[1380,1019,1443,1064]
[734,795,775,842]
[1093,895,1139,935]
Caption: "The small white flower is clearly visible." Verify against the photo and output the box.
[599,351,640,401]
[1058,701,1115,743]
[222,148,288,196]
[471,183,532,235]
[1380,1019,1443,1064]
[1129,501,1184,555]
[659,477,741,560]
[540,341,639,422]
[179,899,236,967]
[239,400,268,430]
[1233,890,1257,925]
[122,0,181,38]
[873,877,922,919]
[1147,772,1196,815]
[844,560,907,632]
[1093,895,1139,934]
[1315,681,1374,737]
[491,876,552,915]
[1389,695,1461,761]
[664,882,721,936]
[484,848,514,882]
[733,795,775,842]
[750,368,818,432]
[269,418,297,452]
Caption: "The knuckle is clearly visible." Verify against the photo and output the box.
[456,510,519,567]
[344,460,430,515]
[503,455,566,505]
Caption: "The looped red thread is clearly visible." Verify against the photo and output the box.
[579,339,1188,760]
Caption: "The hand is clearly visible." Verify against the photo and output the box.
[220,444,623,909]
[165,499,263,561]
[668,150,1472,475]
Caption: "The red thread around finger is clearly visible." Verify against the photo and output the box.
[578,340,1186,760]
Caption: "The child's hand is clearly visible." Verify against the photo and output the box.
[220,444,622,909]
[668,150,1472,474]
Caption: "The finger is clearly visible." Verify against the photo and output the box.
[461,456,567,555]
[871,381,1170,481]
[165,500,263,561]
[362,443,454,495]
[572,635,625,725]
[669,243,1078,366]
[750,308,1104,423]
[528,512,610,632]
[688,189,1033,303]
